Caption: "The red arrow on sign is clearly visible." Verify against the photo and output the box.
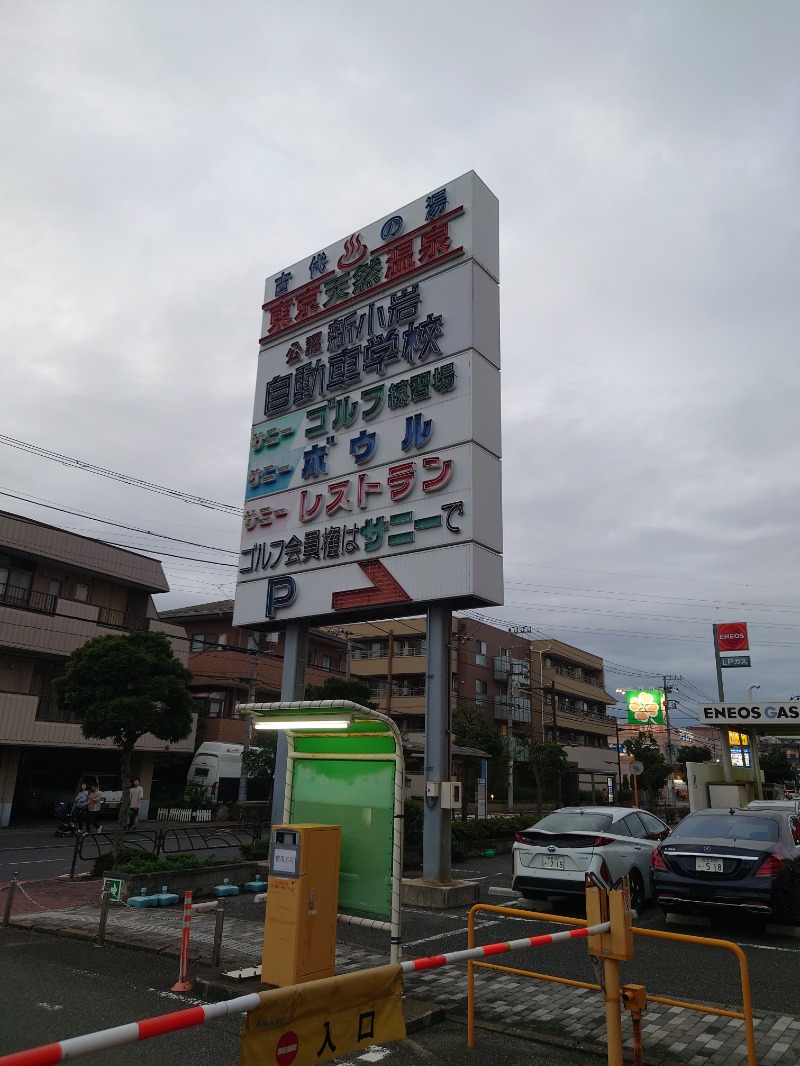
[331,559,412,611]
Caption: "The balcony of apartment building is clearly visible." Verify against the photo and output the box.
[348,632,428,726]
[0,646,196,753]
[0,551,182,658]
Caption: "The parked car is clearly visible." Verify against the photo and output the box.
[651,808,800,921]
[511,806,671,912]
[745,799,800,815]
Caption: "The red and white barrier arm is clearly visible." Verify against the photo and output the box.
[0,994,262,1066]
[0,921,610,1066]
[400,920,610,972]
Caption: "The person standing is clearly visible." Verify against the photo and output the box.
[127,778,144,830]
[85,783,102,832]
[72,783,89,832]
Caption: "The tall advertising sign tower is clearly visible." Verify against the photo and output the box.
[234,173,503,630]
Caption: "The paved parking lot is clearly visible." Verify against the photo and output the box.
[5,850,800,1063]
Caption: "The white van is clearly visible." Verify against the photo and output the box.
[187,742,244,803]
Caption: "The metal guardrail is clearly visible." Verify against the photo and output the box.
[74,822,262,865]
[159,824,260,854]
[466,902,757,1066]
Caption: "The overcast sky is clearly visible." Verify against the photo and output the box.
[2,1,799,728]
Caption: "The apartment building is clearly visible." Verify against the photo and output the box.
[329,616,618,793]
[0,510,195,826]
[159,601,352,746]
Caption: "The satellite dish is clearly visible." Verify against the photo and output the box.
[633,760,645,776]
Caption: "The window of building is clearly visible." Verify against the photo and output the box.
[351,640,389,660]
[72,582,90,603]
[393,676,426,697]
[32,660,72,722]
[190,633,224,652]
[475,679,488,706]
[0,554,35,607]
[322,655,339,672]
[397,637,426,656]
[369,679,387,698]
[194,691,226,717]
[475,640,487,667]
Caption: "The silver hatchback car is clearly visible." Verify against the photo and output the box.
[512,805,671,912]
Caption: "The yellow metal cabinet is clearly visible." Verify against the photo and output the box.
[261,823,341,987]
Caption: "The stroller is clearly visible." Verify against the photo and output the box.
[53,801,80,837]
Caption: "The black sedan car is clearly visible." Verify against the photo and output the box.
[651,808,800,920]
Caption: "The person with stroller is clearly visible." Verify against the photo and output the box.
[85,783,103,832]
[72,783,89,832]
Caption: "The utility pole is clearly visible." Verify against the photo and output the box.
[505,626,533,813]
[663,675,679,807]
[238,635,265,804]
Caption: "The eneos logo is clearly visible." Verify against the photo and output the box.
[717,622,749,651]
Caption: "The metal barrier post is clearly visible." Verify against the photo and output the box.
[2,871,19,927]
[96,884,111,947]
[212,899,224,968]
[622,984,647,1066]
[603,956,624,1066]
[585,874,633,1066]
[69,834,82,879]
[172,891,193,992]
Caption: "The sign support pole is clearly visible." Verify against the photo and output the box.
[713,625,734,779]
[423,602,452,884]
[272,621,309,826]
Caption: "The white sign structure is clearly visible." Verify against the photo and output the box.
[234,172,503,629]
[699,703,800,723]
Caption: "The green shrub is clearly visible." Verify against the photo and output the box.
[451,838,468,863]
[240,840,271,861]
[119,853,202,876]
[402,809,536,852]
[91,848,147,878]
[451,815,534,843]
[182,782,213,810]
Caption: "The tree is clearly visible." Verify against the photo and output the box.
[452,704,506,798]
[452,705,505,760]
[515,734,570,814]
[675,745,713,767]
[304,676,377,709]
[623,731,669,801]
[242,731,277,797]
[53,630,194,859]
[759,748,794,784]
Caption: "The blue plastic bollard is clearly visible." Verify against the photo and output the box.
[213,877,240,897]
[127,888,159,909]
[243,874,265,893]
[156,884,180,907]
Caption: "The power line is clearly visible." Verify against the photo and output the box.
[0,489,238,556]
[0,435,241,514]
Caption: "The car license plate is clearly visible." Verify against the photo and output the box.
[695,857,723,873]
[542,856,564,870]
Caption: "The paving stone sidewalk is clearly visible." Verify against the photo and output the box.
[10,903,800,1065]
